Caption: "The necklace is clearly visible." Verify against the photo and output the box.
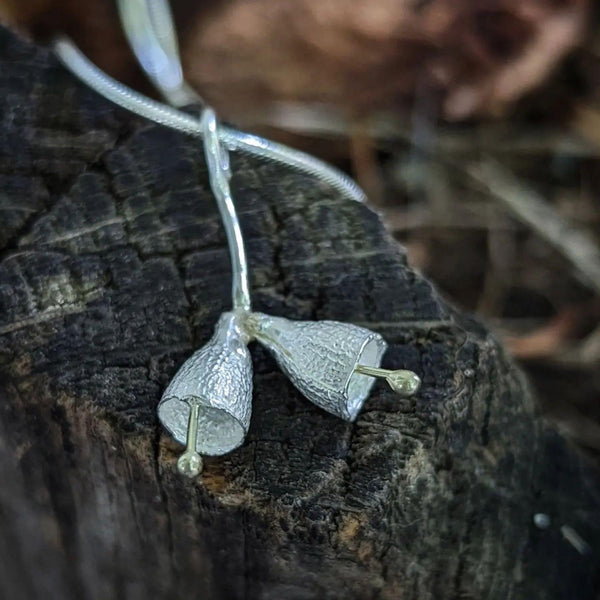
[52,0,420,478]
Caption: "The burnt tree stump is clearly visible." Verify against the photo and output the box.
[0,26,598,600]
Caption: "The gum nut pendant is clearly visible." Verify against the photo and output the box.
[247,313,419,421]
[158,312,253,477]
[54,3,423,479]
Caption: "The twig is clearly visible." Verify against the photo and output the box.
[466,160,600,296]
[477,206,515,318]
[384,204,518,232]
[240,102,598,157]
[348,119,385,206]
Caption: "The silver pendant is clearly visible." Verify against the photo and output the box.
[54,0,422,479]
[159,312,253,476]
[157,108,420,477]
[249,313,387,421]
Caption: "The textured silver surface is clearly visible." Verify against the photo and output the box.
[250,313,387,421]
[158,312,252,455]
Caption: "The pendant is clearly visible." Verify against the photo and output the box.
[157,109,420,478]
[54,1,422,479]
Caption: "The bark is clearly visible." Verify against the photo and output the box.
[0,26,598,600]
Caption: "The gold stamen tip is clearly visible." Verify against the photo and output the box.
[177,451,203,478]
[355,365,421,397]
[177,399,203,478]
[385,370,421,396]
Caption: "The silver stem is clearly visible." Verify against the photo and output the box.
[115,1,250,310]
[116,0,202,107]
[52,36,367,205]
[201,108,251,311]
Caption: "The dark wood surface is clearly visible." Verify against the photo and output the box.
[0,26,598,600]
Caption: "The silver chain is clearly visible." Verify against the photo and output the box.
[52,38,367,205]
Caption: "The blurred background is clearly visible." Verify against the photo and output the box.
[1,0,599,460]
